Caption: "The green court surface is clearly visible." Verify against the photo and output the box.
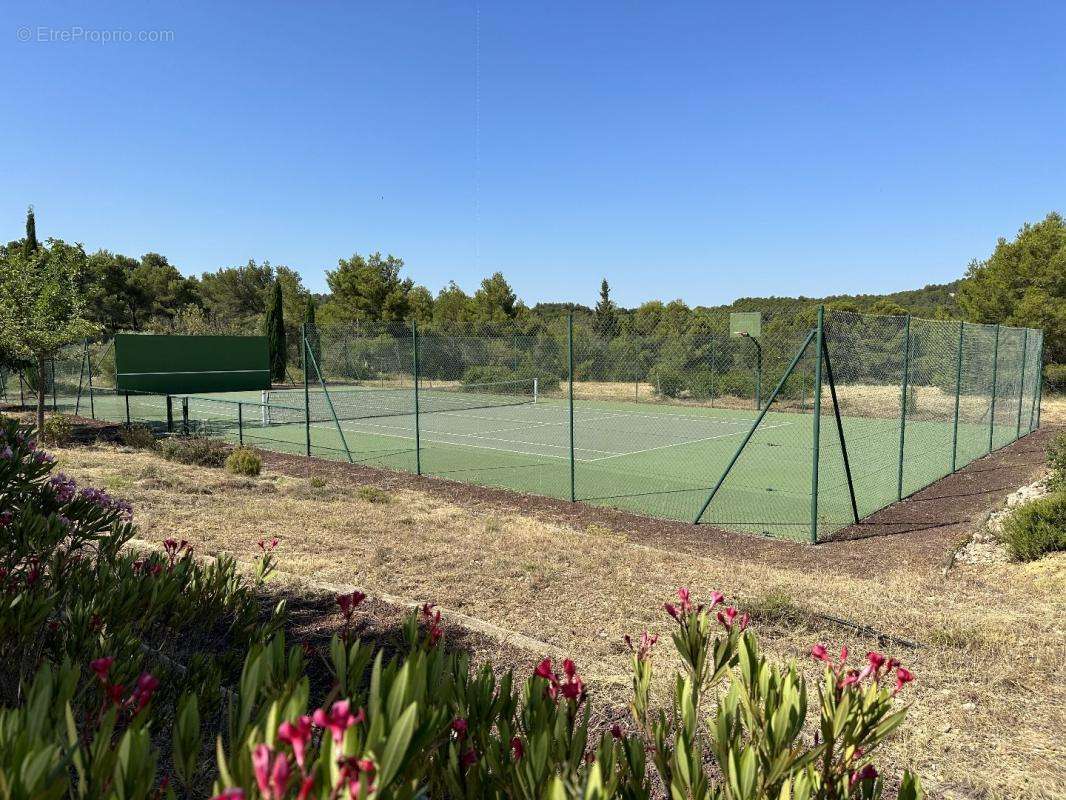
[71,385,1006,542]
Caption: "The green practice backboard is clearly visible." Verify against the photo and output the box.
[729,312,762,339]
[115,334,270,394]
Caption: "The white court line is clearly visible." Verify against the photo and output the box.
[524,401,765,427]
[583,422,792,462]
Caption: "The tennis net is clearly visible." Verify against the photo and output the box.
[262,378,538,424]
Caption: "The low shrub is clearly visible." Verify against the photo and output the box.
[649,362,686,398]
[1047,430,1066,490]
[225,445,262,477]
[41,414,73,445]
[356,484,390,503]
[119,423,158,450]
[160,435,230,467]
[309,475,327,489]
[1043,362,1066,394]
[1001,489,1066,561]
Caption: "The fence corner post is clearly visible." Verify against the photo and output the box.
[302,322,311,457]
[988,324,1000,453]
[810,305,825,544]
[951,321,964,472]
[896,314,912,502]
[568,312,576,503]
[412,319,421,475]
[1015,329,1028,439]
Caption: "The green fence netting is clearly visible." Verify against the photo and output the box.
[23,309,1045,543]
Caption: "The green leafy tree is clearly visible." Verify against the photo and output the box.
[84,250,143,332]
[199,259,274,321]
[321,252,412,323]
[594,278,619,339]
[408,284,435,323]
[958,212,1066,363]
[473,271,518,324]
[264,279,286,382]
[0,237,98,429]
[130,253,201,329]
[432,281,475,327]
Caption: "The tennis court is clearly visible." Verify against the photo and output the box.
[77,381,994,540]
[28,307,1043,542]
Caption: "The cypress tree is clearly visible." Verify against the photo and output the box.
[304,295,321,370]
[594,278,618,339]
[22,206,38,259]
[264,280,286,383]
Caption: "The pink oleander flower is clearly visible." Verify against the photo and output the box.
[676,587,693,613]
[664,602,680,620]
[337,590,366,615]
[535,658,553,679]
[708,591,725,608]
[510,736,524,760]
[89,656,114,681]
[625,630,658,661]
[811,644,830,661]
[258,537,279,552]
[132,672,159,711]
[611,724,623,739]
[278,715,313,770]
[461,748,478,768]
[867,651,886,671]
[852,764,878,785]
[312,700,364,744]
[716,606,739,628]
[211,790,245,800]
[894,667,914,693]
[420,603,443,646]
[451,718,468,738]
[252,745,273,798]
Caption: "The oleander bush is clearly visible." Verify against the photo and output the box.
[0,413,923,799]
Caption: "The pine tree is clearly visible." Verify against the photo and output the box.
[22,206,38,259]
[264,280,286,383]
[594,278,618,339]
[304,295,321,371]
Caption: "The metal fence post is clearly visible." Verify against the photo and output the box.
[412,319,421,475]
[810,305,825,543]
[896,315,911,502]
[74,341,87,416]
[238,402,244,445]
[166,395,174,433]
[124,392,131,427]
[568,312,576,502]
[988,324,1000,453]
[1032,333,1044,430]
[18,373,24,407]
[302,323,311,457]
[950,321,964,472]
[1014,329,1028,439]
[181,397,189,436]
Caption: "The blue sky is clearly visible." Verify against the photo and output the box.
[1,1,1063,308]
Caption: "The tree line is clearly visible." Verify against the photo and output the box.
[1,206,1063,428]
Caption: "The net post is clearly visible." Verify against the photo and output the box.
[821,334,858,525]
[810,305,825,543]
[1031,332,1044,430]
[412,319,421,475]
[182,397,189,435]
[951,321,964,472]
[1015,329,1028,439]
[166,395,174,433]
[533,377,538,404]
[693,327,817,525]
[238,402,244,445]
[124,392,131,428]
[302,323,311,457]
[568,312,576,502]
[896,314,912,502]
[988,324,1000,453]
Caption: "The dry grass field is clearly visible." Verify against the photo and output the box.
[48,430,1065,800]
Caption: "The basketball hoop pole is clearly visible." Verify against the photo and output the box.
[739,332,762,410]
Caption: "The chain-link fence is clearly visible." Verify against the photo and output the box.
[19,309,1044,542]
